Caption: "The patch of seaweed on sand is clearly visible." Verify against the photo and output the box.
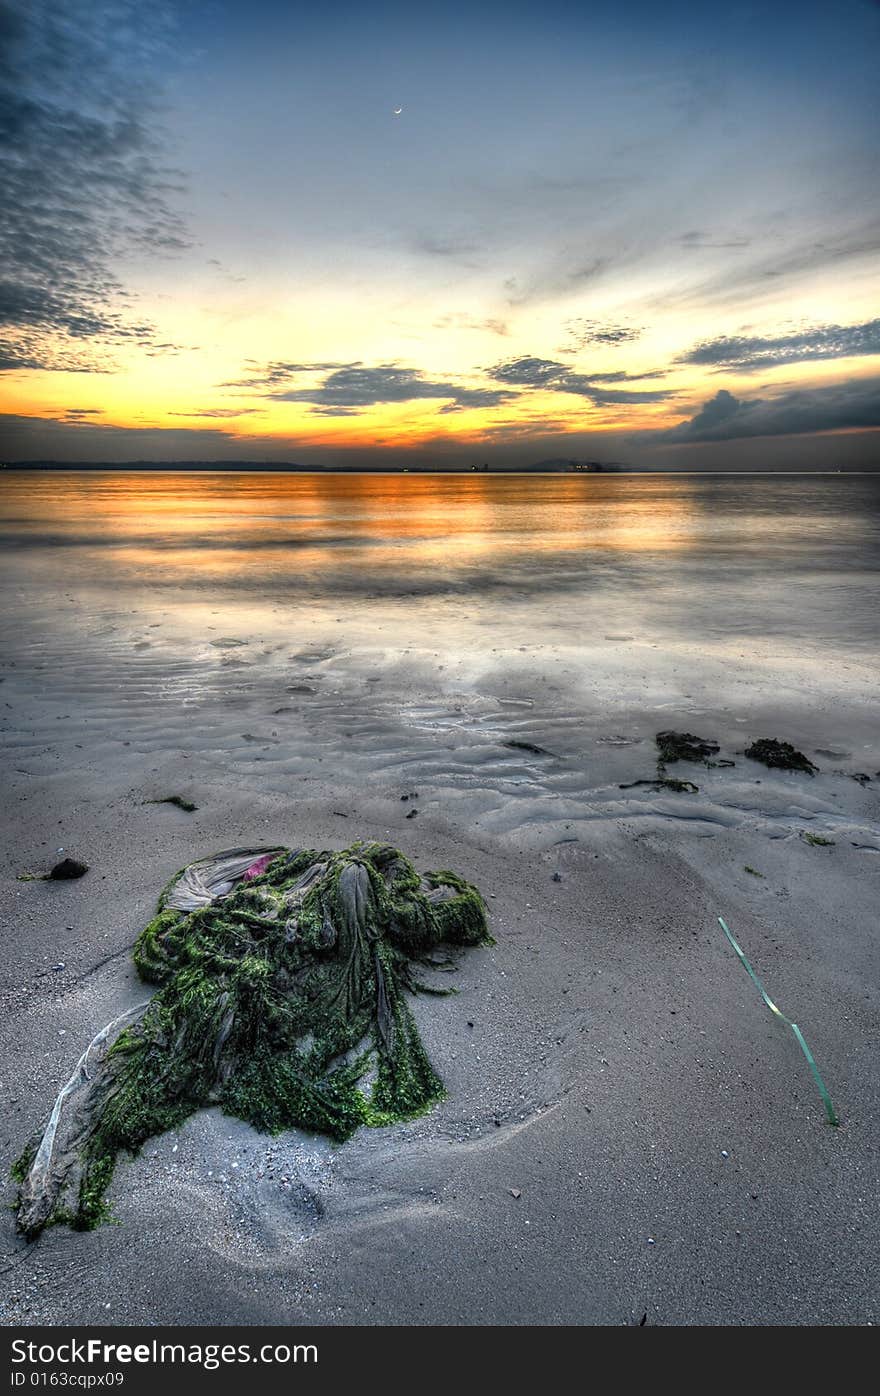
[14,841,492,1237]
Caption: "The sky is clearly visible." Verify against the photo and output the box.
[1,0,879,468]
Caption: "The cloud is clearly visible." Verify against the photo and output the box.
[490,356,672,404]
[168,408,259,419]
[411,233,482,262]
[560,319,643,350]
[503,257,612,308]
[0,0,190,373]
[663,378,880,442]
[0,410,246,459]
[265,363,516,412]
[433,313,509,337]
[677,230,751,250]
[678,318,880,373]
[220,360,356,390]
[653,217,880,314]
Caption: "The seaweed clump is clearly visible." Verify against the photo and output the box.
[745,739,818,776]
[617,728,724,794]
[146,795,198,813]
[656,730,735,770]
[656,731,719,765]
[619,777,699,794]
[15,841,492,1237]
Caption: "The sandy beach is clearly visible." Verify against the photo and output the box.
[1,471,878,1326]
[3,0,880,1338]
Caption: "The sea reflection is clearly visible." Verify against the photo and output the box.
[0,470,878,652]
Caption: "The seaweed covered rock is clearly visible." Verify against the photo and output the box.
[15,841,492,1237]
[745,738,818,776]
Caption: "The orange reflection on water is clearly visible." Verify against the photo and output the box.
[0,470,708,589]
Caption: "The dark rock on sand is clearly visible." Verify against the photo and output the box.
[745,738,818,775]
[49,857,89,879]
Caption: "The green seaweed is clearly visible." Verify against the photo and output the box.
[619,777,699,793]
[655,730,719,765]
[743,866,764,878]
[800,831,835,847]
[17,841,492,1235]
[745,738,818,776]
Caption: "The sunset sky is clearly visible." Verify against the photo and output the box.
[1,0,879,468]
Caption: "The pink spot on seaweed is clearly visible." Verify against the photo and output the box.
[242,854,274,881]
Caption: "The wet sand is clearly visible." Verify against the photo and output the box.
[1,472,878,1325]
[1,661,878,1324]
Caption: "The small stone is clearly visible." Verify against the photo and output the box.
[406,809,418,819]
[509,1188,521,1199]
[721,1149,729,1158]
[51,963,65,972]
[647,1237,655,1245]
[552,872,562,882]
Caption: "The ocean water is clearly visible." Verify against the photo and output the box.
[2,470,878,843]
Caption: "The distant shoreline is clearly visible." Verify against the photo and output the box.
[0,463,873,476]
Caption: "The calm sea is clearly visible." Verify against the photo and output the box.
[1,470,878,839]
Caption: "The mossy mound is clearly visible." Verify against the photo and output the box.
[745,738,818,776]
[15,841,492,1237]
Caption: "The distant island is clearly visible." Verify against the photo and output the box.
[0,458,625,473]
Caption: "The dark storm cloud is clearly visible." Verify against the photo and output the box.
[490,356,672,404]
[678,318,880,372]
[0,0,190,373]
[663,378,880,442]
[268,363,516,411]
